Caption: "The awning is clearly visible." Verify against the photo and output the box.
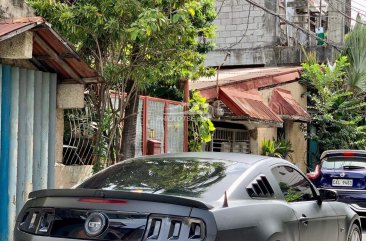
[0,17,100,84]
[191,67,302,100]
[270,88,310,122]
[219,87,283,125]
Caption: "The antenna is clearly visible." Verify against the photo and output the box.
[223,191,229,208]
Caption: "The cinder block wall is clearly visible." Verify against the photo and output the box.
[206,0,278,66]
[0,0,34,18]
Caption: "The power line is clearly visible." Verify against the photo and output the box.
[332,0,366,16]
[242,0,343,51]
[327,0,366,26]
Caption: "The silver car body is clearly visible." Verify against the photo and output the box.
[14,152,360,241]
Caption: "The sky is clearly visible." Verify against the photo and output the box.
[351,0,366,25]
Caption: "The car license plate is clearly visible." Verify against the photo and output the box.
[332,179,353,187]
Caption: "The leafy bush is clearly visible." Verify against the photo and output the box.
[188,90,215,152]
[261,138,293,159]
[301,56,366,152]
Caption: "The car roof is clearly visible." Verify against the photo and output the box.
[320,149,366,160]
[133,152,272,166]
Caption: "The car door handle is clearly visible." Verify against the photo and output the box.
[299,214,309,226]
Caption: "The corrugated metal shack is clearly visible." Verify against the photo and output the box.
[0,17,98,241]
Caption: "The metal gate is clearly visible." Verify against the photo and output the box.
[207,127,250,153]
[0,65,57,241]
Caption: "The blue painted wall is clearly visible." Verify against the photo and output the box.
[0,65,57,241]
[0,65,11,241]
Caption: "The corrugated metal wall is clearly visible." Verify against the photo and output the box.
[0,65,57,241]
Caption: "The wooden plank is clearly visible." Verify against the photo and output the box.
[33,34,83,83]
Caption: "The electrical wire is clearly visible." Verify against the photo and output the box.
[327,0,366,26]
[241,0,342,51]
[224,3,254,50]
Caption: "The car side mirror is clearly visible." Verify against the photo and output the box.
[318,189,338,202]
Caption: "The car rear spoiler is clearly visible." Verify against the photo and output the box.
[29,189,213,210]
[320,150,366,160]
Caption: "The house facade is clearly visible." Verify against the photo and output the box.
[195,0,350,170]
[191,67,309,171]
[207,0,347,67]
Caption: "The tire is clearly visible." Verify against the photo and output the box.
[348,224,362,241]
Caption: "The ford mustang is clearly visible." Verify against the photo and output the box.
[14,152,361,241]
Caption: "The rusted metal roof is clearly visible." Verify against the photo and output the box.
[191,67,302,100]
[270,88,310,122]
[0,17,99,84]
[219,87,283,124]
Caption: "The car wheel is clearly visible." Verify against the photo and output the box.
[348,224,361,241]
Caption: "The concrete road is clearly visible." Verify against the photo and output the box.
[363,229,366,240]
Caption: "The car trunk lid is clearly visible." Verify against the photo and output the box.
[18,189,211,241]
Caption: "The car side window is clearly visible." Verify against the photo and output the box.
[271,166,316,202]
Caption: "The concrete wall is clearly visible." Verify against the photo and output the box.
[206,0,279,66]
[0,32,33,59]
[255,127,277,154]
[56,109,64,164]
[206,0,343,67]
[55,165,93,188]
[0,0,33,18]
[327,0,345,45]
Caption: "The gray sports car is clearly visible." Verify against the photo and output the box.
[14,153,361,241]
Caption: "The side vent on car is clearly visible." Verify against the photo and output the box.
[246,175,274,198]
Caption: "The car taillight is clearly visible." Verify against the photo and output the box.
[145,215,206,240]
[342,152,355,157]
[306,164,321,180]
[19,208,55,235]
[78,198,128,204]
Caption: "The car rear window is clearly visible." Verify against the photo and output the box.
[322,157,366,169]
[77,158,247,202]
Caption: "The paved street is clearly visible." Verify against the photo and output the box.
[363,229,366,239]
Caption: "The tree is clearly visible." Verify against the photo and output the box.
[301,56,366,153]
[28,0,216,170]
[344,15,366,92]
[188,90,215,152]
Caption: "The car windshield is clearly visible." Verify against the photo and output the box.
[322,157,366,169]
[77,157,247,202]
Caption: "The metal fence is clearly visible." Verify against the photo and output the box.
[136,96,187,156]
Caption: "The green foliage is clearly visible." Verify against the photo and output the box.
[301,56,366,152]
[28,0,217,165]
[261,138,293,159]
[344,18,366,91]
[189,90,215,152]
[28,0,216,85]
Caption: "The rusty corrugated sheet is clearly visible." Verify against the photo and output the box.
[0,17,43,38]
[191,67,302,90]
[219,87,283,123]
[270,88,310,121]
[193,67,302,100]
[0,17,99,84]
